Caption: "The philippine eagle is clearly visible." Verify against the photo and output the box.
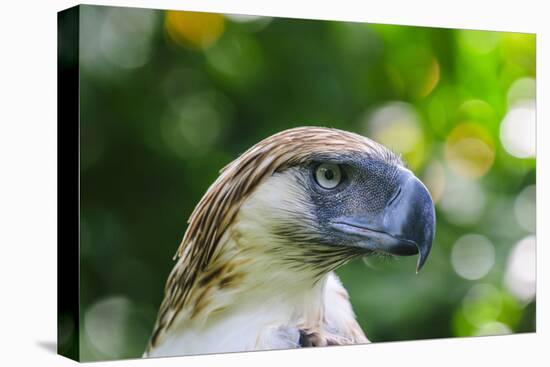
[144,127,435,357]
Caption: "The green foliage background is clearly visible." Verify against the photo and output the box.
[69,5,536,361]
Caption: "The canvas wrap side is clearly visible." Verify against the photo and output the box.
[57,5,80,362]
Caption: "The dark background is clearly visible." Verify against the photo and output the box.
[71,5,536,361]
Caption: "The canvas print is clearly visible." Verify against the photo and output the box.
[57,4,536,362]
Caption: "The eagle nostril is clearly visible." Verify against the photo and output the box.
[386,186,402,208]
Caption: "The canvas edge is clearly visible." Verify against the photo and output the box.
[57,4,81,362]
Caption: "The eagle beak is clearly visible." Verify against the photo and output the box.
[329,169,435,272]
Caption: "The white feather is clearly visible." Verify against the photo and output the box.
[147,169,368,357]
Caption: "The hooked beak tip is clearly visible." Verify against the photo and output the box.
[415,242,431,273]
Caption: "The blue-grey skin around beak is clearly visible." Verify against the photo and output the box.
[330,168,435,272]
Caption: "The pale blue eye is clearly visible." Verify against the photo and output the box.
[315,163,342,189]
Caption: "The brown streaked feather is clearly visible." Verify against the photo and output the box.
[147,127,396,350]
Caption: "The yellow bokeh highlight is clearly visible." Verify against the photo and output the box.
[377,122,426,170]
[419,58,440,98]
[165,11,225,50]
[444,123,495,179]
[501,33,536,73]
[366,102,427,171]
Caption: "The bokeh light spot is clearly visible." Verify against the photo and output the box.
[444,122,495,179]
[462,283,502,327]
[458,30,501,54]
[205,32,264,87]
[422,160,446,204]
[82,296,153,360]
[99,8,157,70]
[84,297,132,358]
[451,234,495,280]
[419,58,440,97]
[500,100,536,159]
[457,99,496,127]
[161,93,224,159]
[505,235,536,304]
[225,14,272,32]
[165,11,225,50]
[514,185,536,233]
[364,102,425,169]
[474,321,512,336]
[501,33,536,73]
[439,170,486,226]
[507,77,536,106]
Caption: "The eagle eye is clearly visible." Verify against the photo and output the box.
[314,163,342,189]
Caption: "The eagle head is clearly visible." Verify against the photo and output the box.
[236,132,435,275]
[215,127,435,277]
[147,126,435,355]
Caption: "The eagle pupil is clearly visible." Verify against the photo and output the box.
[324,170,334,180]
